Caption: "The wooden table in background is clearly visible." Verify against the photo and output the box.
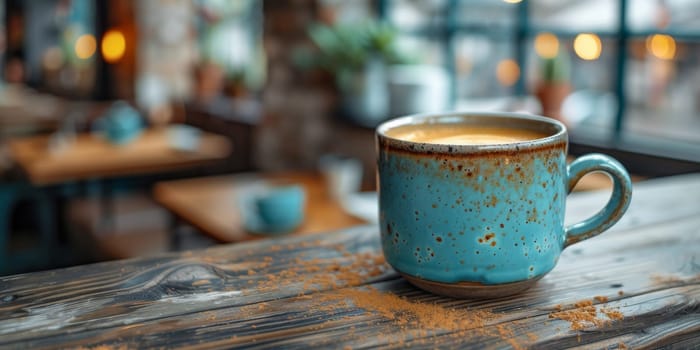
[0,86,69,136]
[1,174,699,349]
[153,172,365,243]
[8,128,232,185]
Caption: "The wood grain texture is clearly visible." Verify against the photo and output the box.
[153,172,365,242]
[1,174,699,349]
[8,128,232,185]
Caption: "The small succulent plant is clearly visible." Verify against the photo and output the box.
[306,21,408,74]
[541,53,571,84]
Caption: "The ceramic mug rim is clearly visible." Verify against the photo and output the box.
[376,111,568,154]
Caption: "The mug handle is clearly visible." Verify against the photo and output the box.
[564,154,633,248]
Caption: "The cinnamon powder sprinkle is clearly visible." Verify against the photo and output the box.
[330,287,492,332]
[548,298,624,331]
[314,287,533,348]
[238,240,538,347]
[601,308,624,321]
[594,295,608,303]
[250,248,389,294]
[650,274,684,285]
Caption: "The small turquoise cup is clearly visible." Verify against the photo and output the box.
[240,184,306,234]
[95,101,143,145]
[376,112,633,298]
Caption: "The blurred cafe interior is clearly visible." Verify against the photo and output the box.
[1,0,699,276]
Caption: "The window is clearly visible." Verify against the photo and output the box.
[380,0,700,166]
[194,0,264,95]
[15,0,98,96]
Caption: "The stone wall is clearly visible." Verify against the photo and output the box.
[255,0,338,171]
[256,0,378,190]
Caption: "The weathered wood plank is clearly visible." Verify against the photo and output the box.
[564,173,700,231]
[1,213,698,349]
[5,207,697,327]
[0,174,699,349]
[6,277,697,349]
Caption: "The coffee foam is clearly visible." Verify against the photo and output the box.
[386,124,548,145]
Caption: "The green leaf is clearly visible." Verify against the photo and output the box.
[306,20,409,74]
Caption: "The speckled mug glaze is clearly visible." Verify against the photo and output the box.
[376,112,633,298]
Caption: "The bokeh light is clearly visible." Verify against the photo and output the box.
[573,33,602,61]
[102,30,126,63]
[75,34,97,59]
[534,32,559,59]
[646,34,676,60]
[496,59,520,87]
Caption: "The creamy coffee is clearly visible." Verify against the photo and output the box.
[386,124,548,145]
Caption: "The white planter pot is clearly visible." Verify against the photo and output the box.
[340,57,389,127]
[388,64,449,118]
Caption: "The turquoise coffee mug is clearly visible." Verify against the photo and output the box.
[256,185,306,232]
[96,101,143,145]
[240,184,306,234]
[376,112,633,298]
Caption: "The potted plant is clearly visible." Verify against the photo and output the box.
[305,21,408,127]
[534,52,572,125]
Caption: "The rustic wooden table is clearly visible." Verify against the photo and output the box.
[3,127,232,269]
[153,172,366,243]
[1,174,699,349]
[0,86,69,136]
[8,128,231,185]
